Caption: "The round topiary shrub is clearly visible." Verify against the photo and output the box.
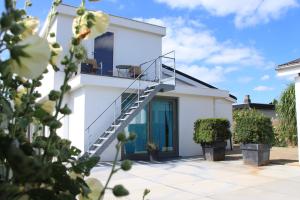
[193,118,231,144]
[234,109,274,145]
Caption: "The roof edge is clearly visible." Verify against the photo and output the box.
[162,65,237,101]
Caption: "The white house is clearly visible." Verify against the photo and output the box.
[39,4,236,161]
[276,58,300,163]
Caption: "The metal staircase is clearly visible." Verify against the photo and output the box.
[85,51,176,157]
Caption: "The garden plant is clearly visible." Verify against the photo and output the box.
[234,109,274,166]
[193,118,231,161]
[0,0,149,199]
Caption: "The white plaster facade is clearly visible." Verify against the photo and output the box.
[276,59,300,163]
[40,4,236,161]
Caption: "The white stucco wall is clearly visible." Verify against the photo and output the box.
[177,95,214,157]
[68,88,86,152]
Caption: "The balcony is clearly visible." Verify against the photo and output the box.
[80,60,145,80]
[73,51,176,89]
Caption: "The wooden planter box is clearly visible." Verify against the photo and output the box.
[201,141,227,161]
[240,144,271,166]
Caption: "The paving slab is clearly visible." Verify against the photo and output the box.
[91,147,300,200]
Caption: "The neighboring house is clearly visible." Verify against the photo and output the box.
[233,95,276,120]
[39,4,236,161]
[276,58,300,163]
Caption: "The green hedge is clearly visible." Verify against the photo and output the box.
[234,109,274,145]
[193,118,231,144]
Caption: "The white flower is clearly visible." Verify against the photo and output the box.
[10,35,51,79]
[21,17,39,38]
[49,43,63,66]
[41,100,55,114]
[72,11,109,40]
[14,86,27,107]
[78,178,104,200]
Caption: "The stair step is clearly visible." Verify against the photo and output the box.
[105,130,115,134]
[140,95,149,98]
[95,138,107,143]
[119,117,128,121]
[111,124,120,127]
[93,143,102,147]
[89,150,96,154]
[135,100,144,104]
[144,89,154,93]
[129,106,138,109]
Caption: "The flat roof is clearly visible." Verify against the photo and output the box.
[233,103,275,110]
[278,58,300,68]
[56,4,166,36]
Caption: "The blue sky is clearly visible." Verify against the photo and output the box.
[2,0,300,103]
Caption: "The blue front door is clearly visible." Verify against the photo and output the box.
[94,32,114,76]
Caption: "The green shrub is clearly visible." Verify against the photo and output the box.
[193,118,231,144]
[234,109,274,145]
[276,83,297,146]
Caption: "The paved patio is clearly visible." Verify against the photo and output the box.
[91,147,300,200]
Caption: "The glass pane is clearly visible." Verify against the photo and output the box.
[122,94,148,155]
[151,100,173,152]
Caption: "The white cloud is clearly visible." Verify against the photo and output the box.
[238,76,253,83]
[136,17,272,68]
[177,65,234,83]
[155,0,298,28]
[135,16,274,84]
[253,85,274,91]
[261,74,270,80]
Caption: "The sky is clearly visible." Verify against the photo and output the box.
[1,0,300,103]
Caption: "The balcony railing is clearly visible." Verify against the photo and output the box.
[80,62,144,80]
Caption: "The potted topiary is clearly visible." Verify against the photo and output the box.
[234,109,274,166]
[147,142,158,161]
[193,118,231,161]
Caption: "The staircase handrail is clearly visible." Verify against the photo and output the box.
[85,51,175,132]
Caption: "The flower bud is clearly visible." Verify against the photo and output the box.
[48,120,62,129]
[0,15,12,28]
[10,23,25,35]
[48,90,61,101]
[76,7,85,16]
[121,160,132,171]
[112,185,129,197]
[60,104,72,115]
[117,132,126,142]
[128,132,136,141]
[50,32,55,37]
[49,42,63,66]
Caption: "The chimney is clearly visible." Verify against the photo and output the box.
[244,95,251,104]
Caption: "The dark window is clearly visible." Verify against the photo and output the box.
[94,32,114,76]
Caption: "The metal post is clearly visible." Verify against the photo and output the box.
[114,101,116,126]
[158,58,161,83]
[138,79,140,106]
[173,51,176,85]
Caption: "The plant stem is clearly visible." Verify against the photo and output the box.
[99,141,121,200]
